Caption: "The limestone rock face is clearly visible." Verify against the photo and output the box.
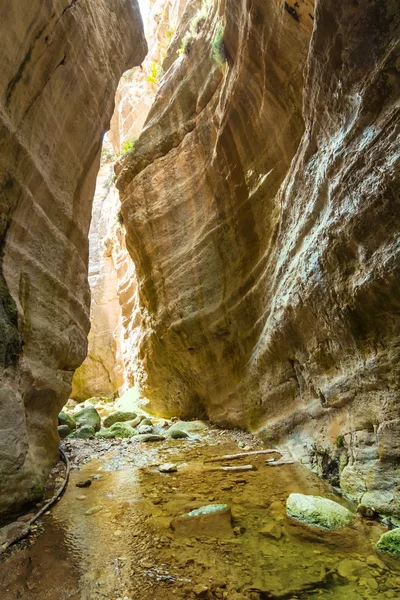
[117,0,400,515]
[71,157,125,401]
[0,0,146,516]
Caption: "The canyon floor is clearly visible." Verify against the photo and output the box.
[1,423,399,600]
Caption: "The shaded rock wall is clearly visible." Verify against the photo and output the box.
[117,0,400,515]
[0,0,146,516]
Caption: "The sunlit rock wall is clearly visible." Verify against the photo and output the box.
[117,0,400,516]
[0,0,146,516]
[71,156,125,402]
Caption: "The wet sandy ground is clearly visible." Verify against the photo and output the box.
[1,428,399,599]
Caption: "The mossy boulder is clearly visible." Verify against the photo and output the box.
[96,422,136,439]
[286,493,355,530]
[103,411,137,428]
[67,425,96,439]
[74,407,101,432]
[58,424,70,439]
[376,528,400,555]
[58,411,76,431]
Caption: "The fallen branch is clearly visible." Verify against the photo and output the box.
[265,459,295,466]
[0,446,70,555]
[205,464,256,472]
[204,449,281,464]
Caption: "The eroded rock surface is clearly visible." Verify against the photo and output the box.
[117,0,400,515]
[0,0,146,516]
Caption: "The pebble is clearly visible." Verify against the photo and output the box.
[76,495,87,500]
[159,463,178,473]
[192,584,209,596]
[76,479,92,488]
[85,506,103,516]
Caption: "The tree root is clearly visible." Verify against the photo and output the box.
[204,449,281,463]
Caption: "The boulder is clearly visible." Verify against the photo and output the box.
[171,504,232,537]
[168,420,208,434]
[96,422,136,439]
[67,425,96,439]
[376,528,400,556]
[58,411,76,431]
[166,428,189,440]
[57,425,71,439]
[286,494,354,530]
[137,425,153,434]
[74,407,101,432]
[103,411,137,428]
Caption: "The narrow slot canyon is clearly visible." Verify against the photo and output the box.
[0,0,399,598]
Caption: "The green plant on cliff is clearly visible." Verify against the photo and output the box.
[117,209,124,227]
[178,6,208,56]
[211,24,227,69]
[147,61,163,84]
[121,139,136,154]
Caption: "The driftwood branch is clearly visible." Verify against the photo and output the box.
[204,449,281,464]
[205,464,256,472]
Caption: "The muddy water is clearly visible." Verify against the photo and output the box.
[1,430,399,599]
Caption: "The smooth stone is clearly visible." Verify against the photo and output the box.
[286,493,355,530]
[67,425,96,439]
[96,422,136,439]
[159,463,178,473]
[103,411,137,428]
[58,411,76,431]
[167,420,208,433]
[58,424,70,439]
[171,504,232,537]
[85,506,103,516]
[167,429,189,440]
[74,407,101,432]
[337,558,364,578]
[76,480,92,488]
[137,425,153,434]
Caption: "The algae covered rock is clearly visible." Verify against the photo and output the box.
[58,425,70,439]
[286,493,354,530]
[96,422,136,439]
[376,528,400,556]
[67,425,96,439]
[74,407,101,432]
[171,504,232,537]
[103,411,137,428]
[58,411,76,431]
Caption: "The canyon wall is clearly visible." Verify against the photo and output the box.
[73,0,190,400]
[0,0,146,516]
[117,0,400,516]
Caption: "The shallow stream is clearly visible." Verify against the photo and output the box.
[1,428,399,599]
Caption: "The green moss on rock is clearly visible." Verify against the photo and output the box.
[376,528,400,555]
[58,411,76,431]
[286,493,354,530]
[74,407,101,432]
[103,411,137,428]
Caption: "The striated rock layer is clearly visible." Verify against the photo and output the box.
[0,0,146,516]
[117,0,400,516]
